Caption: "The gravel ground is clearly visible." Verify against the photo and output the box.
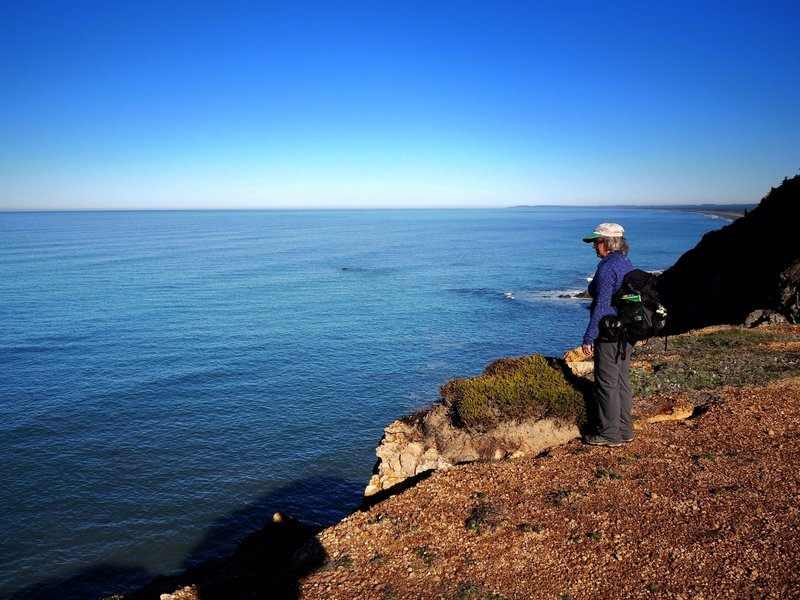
[298,376,800,599]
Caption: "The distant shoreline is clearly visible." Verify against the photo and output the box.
[509,204,755,221]
[669,207,748,221]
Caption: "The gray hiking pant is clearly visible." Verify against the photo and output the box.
[592,340,633,443]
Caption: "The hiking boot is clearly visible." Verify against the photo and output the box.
[583,435,622,448]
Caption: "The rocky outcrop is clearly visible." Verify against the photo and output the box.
[364,340,711,498]
[563,347,593,377]
[744,308,788,328]
[159,586,199,600]
[362,389,696,500]
[364,353,596,499]
[364,403,580,498]
[777,258,800,323]
[657,175,800,333]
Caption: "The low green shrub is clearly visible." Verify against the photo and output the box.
[452,582,507,600]
[321,555,353,570]
[517,522,542,534]
[595,468,622,480]
[465,503,504,534]
[547,489,581,508]
[440,354,585,430]
[414,545,437,565]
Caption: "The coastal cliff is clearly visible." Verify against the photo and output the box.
[363,398,580,500]
[128,323,800,600]
[364,355,587,501]
[658,174,800,332]
[124,176,800,600]
[300,363,800,599]
[364,175,800,500]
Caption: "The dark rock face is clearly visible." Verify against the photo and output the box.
[125,514,323,600]
[657,176,800,334]
[777,259,800,323]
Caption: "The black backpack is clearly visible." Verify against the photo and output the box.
[612,269,668,343]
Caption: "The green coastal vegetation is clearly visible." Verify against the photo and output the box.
[629,326,800,395]
[438,326,800,432]
[439,354,585,430]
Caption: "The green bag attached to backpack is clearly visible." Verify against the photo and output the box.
[612,269,668,343]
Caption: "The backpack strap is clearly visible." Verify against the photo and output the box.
[615,328,628,361]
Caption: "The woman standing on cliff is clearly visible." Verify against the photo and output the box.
[581,223,634,447]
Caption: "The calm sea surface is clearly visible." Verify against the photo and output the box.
[0,208,724,598]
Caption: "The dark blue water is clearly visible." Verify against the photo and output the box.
[0,208,723,598]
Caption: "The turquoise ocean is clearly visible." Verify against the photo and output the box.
[0,208,725,598]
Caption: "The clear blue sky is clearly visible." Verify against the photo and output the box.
[2,1,798,210]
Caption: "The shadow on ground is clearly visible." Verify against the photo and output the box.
[7,476,363,600]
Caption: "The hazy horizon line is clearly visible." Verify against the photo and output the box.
[0,202,757,214]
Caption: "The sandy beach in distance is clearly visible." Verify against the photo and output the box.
[691,209,747,220]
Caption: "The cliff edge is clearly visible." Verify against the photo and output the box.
[122,176,800,600]
[300,364,800,599]
[365,175,800,501]
[658,174,800,333]
[138,323,800,600]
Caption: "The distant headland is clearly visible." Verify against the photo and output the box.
[509,203,756,221]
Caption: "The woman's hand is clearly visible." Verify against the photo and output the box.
[582,343,594,357]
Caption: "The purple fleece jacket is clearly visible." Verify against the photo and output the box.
[583,251,634,345]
